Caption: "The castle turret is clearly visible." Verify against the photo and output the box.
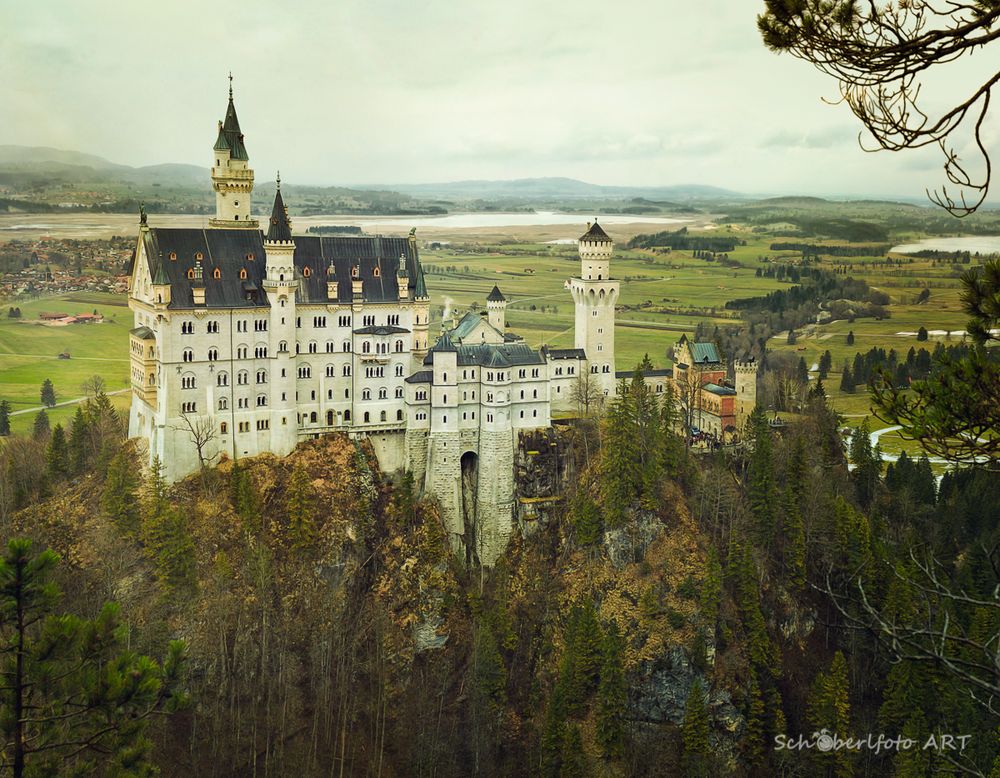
[566,219,619,397]
[487,285,507,333]
[734,355,758,433]
[210,75,258,229]
[262,179,297,455]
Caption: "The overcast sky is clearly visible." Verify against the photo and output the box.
[2,0,996,198]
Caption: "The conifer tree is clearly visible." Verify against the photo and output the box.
[141,458,196,592]
[571,489,603,548]
[682,678,712,778]
[558,725,587,778]
[846,330,855,345]
[45,424,68,479]
[68,406,90,475]
[730,543,780,674]
[807,651,852,778]
[601,381,639,527]
[849,420,882,510]
[781,486,806,589]
[101,447,140,534]
[32,410,49,440]
[540,687,567,778]
[39,379,56,408]
[0,539,187,776]
[230,461,261,533]
[559,602,603,715]
[742,674,766,772]
[818,349,832,379]
[700,548,724,630]
[0,399,10,436]
[839,364,855,393]
[595,621,627,759]
[286,461,316,546]
[748,410,778,550]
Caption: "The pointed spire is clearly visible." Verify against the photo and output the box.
[266,180,292,242]
[214,75,248,160]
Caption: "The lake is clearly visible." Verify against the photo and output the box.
[314,211,692,230]
[892,236,1000,255]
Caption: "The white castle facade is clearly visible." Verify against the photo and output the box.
[127,84,623,565]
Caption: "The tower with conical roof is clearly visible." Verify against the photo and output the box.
[567,219,619,397]
[210,75,258,228]
[487,285,507,333]
[262,178,298,456]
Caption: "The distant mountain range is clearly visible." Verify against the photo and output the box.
[379,177,742,202]
[0,146,209,188]
[0,146,743,206]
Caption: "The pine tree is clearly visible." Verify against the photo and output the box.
[101,448,140,534]
[846,330,854,345]
[560,602,603,715]
[595,621,627,759]
[286,461,316,546]
[601,381,640,527]
[742,674,766,772]
[807,651,852,778]
[559,725,587,778]
[540,687,567,778]
[39,379,56,408]
[571,489,603,547]
[682,678,712,778]
[809,378,826,399]
[839,364,855,393]
[0,539,187,776]
[730,543,780,674]
[781,486,806,589]
[748,410,778,550]
[818,350,832,379]
[849,420,881,510]
[141,458,196,592]
[68,406,90,475]
[916,325,929,341]
[230,461,261,533]
[0,399,10,436]
[45,424,68,479]
[32,410,49,440]
[796,357,809,385]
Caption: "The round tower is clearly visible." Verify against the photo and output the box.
[566,219,619,397]
[486,285,507,333]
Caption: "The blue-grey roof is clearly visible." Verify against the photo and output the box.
[405,370,432,384]
[143,228,427,309]
[130,326,155,340]
[703,383,736,396]
[425,341,544,368]
[450,311,491,341]
[547,348,586,360]
[487,285,506,302]
[616,368,671,378]
[691,342,721,364]
[353,325,409,336]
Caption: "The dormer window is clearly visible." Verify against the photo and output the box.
[213,268,221,279]
[246,253,255,261]
[169,252,177,261]
[373,266,381,277]
[195,252,204,261]
[187,269,195,280]
[303,267,312,278]
[352,265,359,279]
[239,268,248,280]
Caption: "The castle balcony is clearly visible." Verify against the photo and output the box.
[359,354,391,364]
[211,168,255,181]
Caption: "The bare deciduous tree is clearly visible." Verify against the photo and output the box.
[173,413,219,475]
[759,0,1000,215]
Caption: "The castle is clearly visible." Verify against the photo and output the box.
[126,82,755,565]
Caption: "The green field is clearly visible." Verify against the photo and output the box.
[0,293,131,434]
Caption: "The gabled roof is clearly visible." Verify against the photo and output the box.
[214,89,249,161]
[266,186,292,242]
[433,332,457,352]
[129,326,155,340]
[691,342,721,364]
[579,220,611,242]
[449,310,505,343]
[424,341,545,368]
[405,370,433,384]
[487,285,506,303]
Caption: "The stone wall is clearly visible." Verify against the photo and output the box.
[514,424,580,536]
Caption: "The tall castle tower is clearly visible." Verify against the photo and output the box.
[210,76,258,229]
[486,285,507,333]
[567,220,619,396]
[734,355,758,432]
[263,179,298,455]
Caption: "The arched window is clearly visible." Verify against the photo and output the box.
[396,409,403,421]
[217,371,229,386]
[256,394,268,407]
[380,410,387,422]
[213,268,221,279]
[378,388,387,400]
[219,397,228,410]
[182,348,193,362]
[344,410,351,422]
[208,348,218,362]
[327,410,334,425]
[303,267,312,278]
[362,388,371,400]
[394,340,403,353]
[239,268,247,280]
[187,269,195,280]
[363,412,370,423]
[220,421,228,434]
[310,411,317,423]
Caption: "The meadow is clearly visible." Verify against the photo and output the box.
[0,292,131,434]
